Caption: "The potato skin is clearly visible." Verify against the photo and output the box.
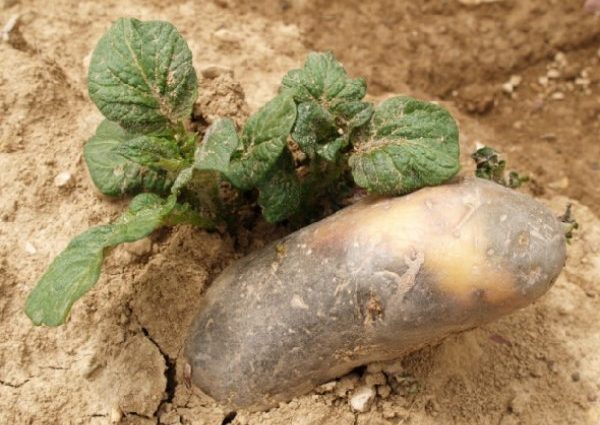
[184,178,566,411]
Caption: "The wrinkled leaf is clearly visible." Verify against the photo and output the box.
[88,18,197,132]
[226,94,296,190]
[84,120,172,196]
[194,118,239,173]
[349,96,459,195]
[291,102,338,157]
[25,194,174,326]
[25,169,213,327]
[281,52,372,161]
[257,151,301,223]
[117,135,185,173]
[282,52,367,105]
[315,137,347,162]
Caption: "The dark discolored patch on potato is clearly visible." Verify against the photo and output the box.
[184,178,566,411]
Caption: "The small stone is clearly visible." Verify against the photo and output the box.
[315,381,336,394]
[513,120,523,130]
[538,76,549,86]
[54,171,73,188]
[551,91,565,100]
[377,385,392,399]
[24,242,36,255]
[349,386,376,412]
[571,371,581,382]
[110,406,122,424]
[575,78,590,86]
[509,75,522,87]
[548,177,569,190]
[554,52,567,66]
[123,237,153,257]
[501,82,515,94]
[365,372,387,387]
[200,65,234,79]
[547,69,561,79]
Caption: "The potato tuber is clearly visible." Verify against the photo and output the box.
[184,178,566,410]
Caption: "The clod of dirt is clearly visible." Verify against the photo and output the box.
[194,71,250,128]
[200,64,234,79]
[102,335,167,418]
[123,238,153,258]
[364,372,387,387]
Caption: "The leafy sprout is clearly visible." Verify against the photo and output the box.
[471,145,528,189]
[25,18,461,326]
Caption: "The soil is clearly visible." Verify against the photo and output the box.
[0,1,599,424]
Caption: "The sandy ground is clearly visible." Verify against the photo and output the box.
[0,1,599,424]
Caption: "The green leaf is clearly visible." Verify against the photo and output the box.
[257,151,301,223]
[315,137,347,162]
[116,135,185,173]
[226,94,297,190]
[349,96,460,195]
[291,102,338,157]
[25,170,214,327]
[84,120,172,197]
[25,194,174,326]
[281,52,366,105]
[88,18,198,132]
[194,118,239,173]
[281,52,373,161]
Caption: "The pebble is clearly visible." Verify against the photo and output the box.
[23,241,36,255]
[551,91,565,100]
[571,371,581,382]
[554,52,567,66]
[315,381,336,394]
[548,177,569,190]
[538,76,549,87]
[53,171,74,188]
[547,69,561,79]
[349,386,376,412]
[110,406,122,424]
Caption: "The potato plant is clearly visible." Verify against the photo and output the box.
[25,18,460,326]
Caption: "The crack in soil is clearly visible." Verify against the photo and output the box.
[140,326,177,414]
[221,411,237,424]
[0,379,29,388]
